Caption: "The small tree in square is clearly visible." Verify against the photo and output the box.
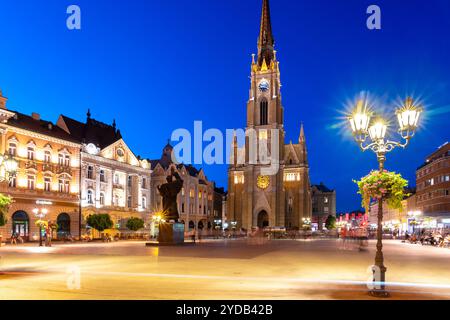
[325,215,336,230]
[126,217,145,231]
[86,214,113,232]
[0,193,13,227]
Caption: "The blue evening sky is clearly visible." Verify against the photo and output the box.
[0,0,449,211]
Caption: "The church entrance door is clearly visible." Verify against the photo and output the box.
[257,210,269,228]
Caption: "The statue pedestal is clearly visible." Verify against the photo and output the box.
[157,222,185,245]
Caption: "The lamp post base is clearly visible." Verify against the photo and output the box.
[369,289,390,298]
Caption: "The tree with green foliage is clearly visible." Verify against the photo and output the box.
[325,215,336,230]
[0,193,12,227]
[86,214,113,232]
[126,217,145,231]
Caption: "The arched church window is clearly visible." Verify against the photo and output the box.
[260,99,268,125]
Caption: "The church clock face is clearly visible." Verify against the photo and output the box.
[258,80,269,92]
[257,175,270,190]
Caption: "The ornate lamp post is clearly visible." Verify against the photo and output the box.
[347,97,422,297]
[33,207,48,247]
[0,153,18,182]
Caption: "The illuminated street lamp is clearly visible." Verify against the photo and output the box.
[347,96,422,297]
[0,153,18,182]
[33,207,48,247]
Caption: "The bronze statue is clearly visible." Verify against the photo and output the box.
[157,167,183,221]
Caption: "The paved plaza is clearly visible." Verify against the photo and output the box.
[1,239,450,300]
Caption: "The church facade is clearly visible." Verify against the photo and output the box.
[227,0,312,230]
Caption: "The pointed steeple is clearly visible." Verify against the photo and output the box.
[298,123,308,165]
[299,123,305,143]
[86,108,91,120]
[257,0,275,68]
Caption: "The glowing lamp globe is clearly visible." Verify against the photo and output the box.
[368,119,387,141]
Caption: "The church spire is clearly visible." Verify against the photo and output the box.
[299,123,308,165]
[257,0,275,68]
[299,123,305,143]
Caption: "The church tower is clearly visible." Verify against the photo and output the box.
[227,0,312,230]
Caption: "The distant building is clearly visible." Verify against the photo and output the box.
[150,143,215,232]
[213,187,227,228]
[0,91,81,240]
[368,189,415,234]
[57,110,152,233]
[311,183,336,230]
[337,210,367,229]
[415,142,450,229]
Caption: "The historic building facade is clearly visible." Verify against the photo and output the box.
[57,111,152,231]
[227,0,312,230]
[0,90,81,240]
[311,183,336,230]
[150,143,215,232]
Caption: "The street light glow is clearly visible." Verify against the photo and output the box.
[368,119,387,141]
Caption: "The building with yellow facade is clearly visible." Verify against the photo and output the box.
[0,90,81,240]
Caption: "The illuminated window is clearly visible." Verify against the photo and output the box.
[9,176,16,188]
[27,175,35,190]
[199,191,202,199]
[234,172,245,184]
[44,150,51,163]
[190,189,194,198]
[181,188,185,196]
[27,147,35,160]
[64,155,70,166]
[58,154,64,165]
[259,129,268,140]
[44,177,51,191]
[8,143,16,156]
[324,197,329,204]
[284,172,300,181]
[59,175,70,193]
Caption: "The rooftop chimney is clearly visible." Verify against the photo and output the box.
[31,112,41,121]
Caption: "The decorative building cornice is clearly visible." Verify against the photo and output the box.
[1,124,81,148]
[82,152,152,174]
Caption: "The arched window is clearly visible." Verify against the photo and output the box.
[260,99,268,125]
[87,189,94,204]
[57,213,71,236]
[99,169,105,182]
[99,192,105,205]
[142,196,147,209]
[12,211,29,238]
